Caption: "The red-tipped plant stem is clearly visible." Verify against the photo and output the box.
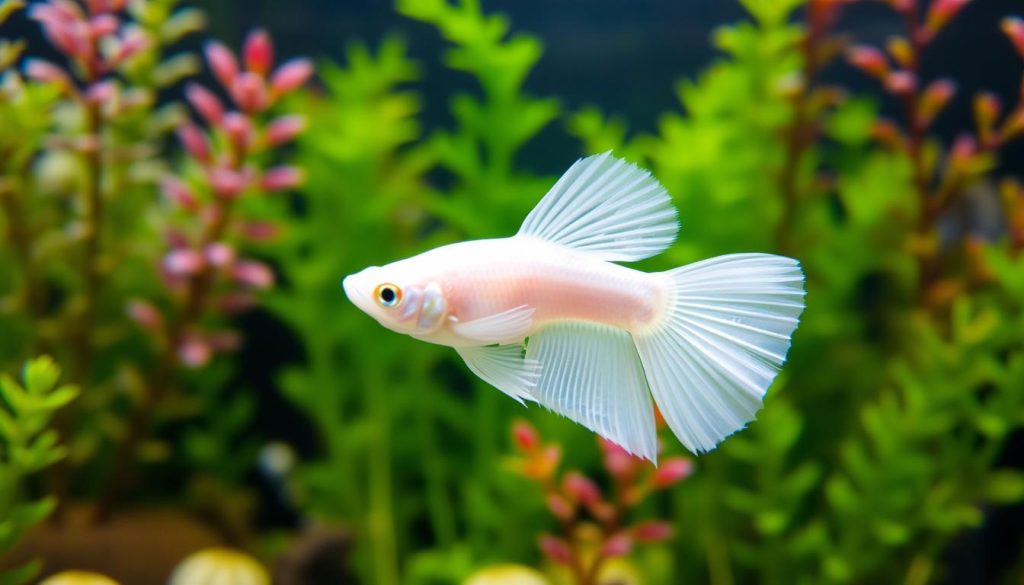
[777,0,839,253]
[578,471,632,585]
[890,3,961,301]
[94,140,245,522]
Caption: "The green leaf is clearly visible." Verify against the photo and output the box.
[22,356,60,394]
[984,470,1024,504]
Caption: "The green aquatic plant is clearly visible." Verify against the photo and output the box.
[571,0,1024,583]
[267,2,563,583]
[0,0,310,541]
[0,357,78,585]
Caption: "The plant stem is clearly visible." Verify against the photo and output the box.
[777,3,829,253]
[94,190,238,521]
[366,359,399,585]
[52,98,106,521]
[896,4,945,302]
[71,100,105,383]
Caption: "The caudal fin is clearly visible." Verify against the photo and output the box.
[633,253,806,454]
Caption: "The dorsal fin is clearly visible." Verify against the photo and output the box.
[517,152,679,262]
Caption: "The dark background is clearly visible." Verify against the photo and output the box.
[190,0,1024,175]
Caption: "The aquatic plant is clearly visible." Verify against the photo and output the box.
[267,2,560,583]
[507,420,691,585]
[2,0,1022,582]
[0,357,78,585]
[0,0,310,552]
[97,24,312,516]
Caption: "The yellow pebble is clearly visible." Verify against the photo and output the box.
[169,548,270,585]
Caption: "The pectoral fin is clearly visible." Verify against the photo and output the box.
[451,305,535,344]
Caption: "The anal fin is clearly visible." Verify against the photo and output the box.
[525,321,657,461]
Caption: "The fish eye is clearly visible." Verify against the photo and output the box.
[374,283,402,308]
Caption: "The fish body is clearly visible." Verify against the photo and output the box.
[346,237,662,347]
[344,153,806,460]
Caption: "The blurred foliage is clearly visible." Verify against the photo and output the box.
[2,0,1024,583]
[0,357,77,585]
[273,0,1024,584]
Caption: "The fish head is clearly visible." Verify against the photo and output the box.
[343,265,448,336]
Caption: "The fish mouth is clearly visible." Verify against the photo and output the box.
[342,275,365,305]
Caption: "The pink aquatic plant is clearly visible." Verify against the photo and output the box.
[509,419,692,585]
[845,0,1024,308]
[149,27,311,367]
[99,26,312,515]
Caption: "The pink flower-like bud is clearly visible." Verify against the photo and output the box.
[185,83,225,125]
[266,115,306,147]
[233,260,274,289]
[85,80,116,104]
[653,457,694,488]
[208,166,248,199]
[563,472,601,506]
[222,112,254,153]
[177,123,211,163]
[160,176,199,211]
[1003,17,1024,59]
[244,28,274,75]
[23,59,73,91]
[113,27,151,64]
[88,14,118,37]
[271,58,313,95]
[538,535,572,565]
[512,420,539,452]
[205,41,238,87]
[240,221,280,242]
[126,299,163,331]
[260,166,304,192]
[205,242,236,268]
[918,78,956,128]
[927,0,972,34]
[633,521,674,542]
[601,439,637,479]
[600,533,633,558]
[885,70,917,95]
[950,134,978,168]
[164,249,204,275]
[30,5,88,57]
[231,72,268,113]
[546,494,574,522]
[179,335,212,368]
[846,46,888,79]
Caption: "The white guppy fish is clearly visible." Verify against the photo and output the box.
[343,153,805,461]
